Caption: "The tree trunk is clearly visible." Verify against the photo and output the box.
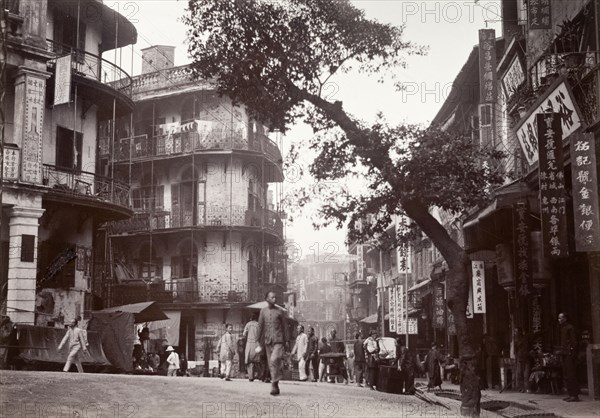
[447,257,481,417]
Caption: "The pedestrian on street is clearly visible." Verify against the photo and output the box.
[329,329,349,384]
[318,337,331,382]
[217,323,236,381]
[166,346,179,377]
[257,291,289,395]
[425,342,443,391]
[243,312,260,381]
[558,313,580,402]
[57,316,89,373]
[353,331,366,387]
[306,327,319,381]
[364,329,380,390]
[514,327,532,393]
[178,353,189,376]
[396,337,416,395]
[291,324,309,381]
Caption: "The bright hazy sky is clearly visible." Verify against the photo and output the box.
[106,0,502,259]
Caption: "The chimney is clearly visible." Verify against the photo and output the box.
[141,45,175,74]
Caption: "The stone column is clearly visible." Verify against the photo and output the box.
[6,206,45,324]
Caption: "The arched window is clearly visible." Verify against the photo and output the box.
[171,166,205,227]
[136,241,162,280]
[131,173,163,212]
[172,240,198,279]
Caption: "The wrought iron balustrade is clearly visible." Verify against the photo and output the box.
[42,164,129,207]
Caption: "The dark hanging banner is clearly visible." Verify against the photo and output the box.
[570,132,600,251]
[528,0,551,29]
[537,113,569,257]
[513,201,532,297]
[478,29,497,104]
[432,283,445,329]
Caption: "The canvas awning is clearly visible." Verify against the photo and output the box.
[463,179,536,251]
[360,313,389,324]
[408,279,431,293]
[98,301,168,323]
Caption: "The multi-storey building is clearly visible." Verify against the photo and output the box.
[1,0,136,326]
[99,46,287,362]
[430,0,600,395]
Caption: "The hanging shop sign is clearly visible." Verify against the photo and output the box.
[516,80,581,165]
[570,132,600,251]
[530,296,543,355]
[512,201,532,297]
[388,286,396,333]
[495,243,514,290]
[447,309,456,335]
[471,261,487,313]
[395,284,404,333]
[21,73,46,184]
[397,318,419,335]
[54,54,72,106]
[528,0,551,29]
[537,112,569,257]
[433,283,446,328]
[479,29,497,104]
[501,55,525,101]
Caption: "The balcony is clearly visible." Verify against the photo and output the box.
[46,39,133,117]
[101,128,283,168]
[42,164,131,218]
[108,280,251,306]
[106,205,283,238]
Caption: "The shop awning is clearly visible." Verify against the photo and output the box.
[408,279,431,293]
[463,180,536,251]
[98,301,168,323]
[360,313,390,324]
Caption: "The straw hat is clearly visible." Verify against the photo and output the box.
[166,346,175,352]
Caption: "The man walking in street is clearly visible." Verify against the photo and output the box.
[57,316,88,373]
[291,324,309,381]
[307,327,319,381]
[329,329,349,384]
[558,313,580,402]
[353,331,366,387]
[243,313,260,381]
[257,291,289,395]
[217,323,236,381]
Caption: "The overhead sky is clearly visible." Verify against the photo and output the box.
[106,0,503,259]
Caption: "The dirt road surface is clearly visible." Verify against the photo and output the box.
[0,370,464,417]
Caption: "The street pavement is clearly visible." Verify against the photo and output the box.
[416,378,600,418]
[1,371,597,417]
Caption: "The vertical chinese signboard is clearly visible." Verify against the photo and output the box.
[471,261,487,313]
[433,283,445,329]
[388,286,396,333]
[396,285,404,333]
[478,29,497,104]
[21,74,45,184]
[54,54,72,106]
[537,113,569,257]
[528,0,551,29]
[2,146,20,180]
[513,201,532,297]
[570,132,600,251]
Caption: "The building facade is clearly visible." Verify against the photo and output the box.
[1,0,136,326]
[429,0,600,396]
[99,45,287,363]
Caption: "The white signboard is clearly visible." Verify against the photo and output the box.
[471,261,487,313]
[516,81,581,165]
[54,54,72,106]
[388,287,396,333]
[502,55,525,100]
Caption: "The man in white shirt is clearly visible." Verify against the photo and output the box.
[166,346,180,377]
[291,325,309,381]
[57,316,89,373]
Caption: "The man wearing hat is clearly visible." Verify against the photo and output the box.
[58,316,88,373]
[166,346,180,377]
